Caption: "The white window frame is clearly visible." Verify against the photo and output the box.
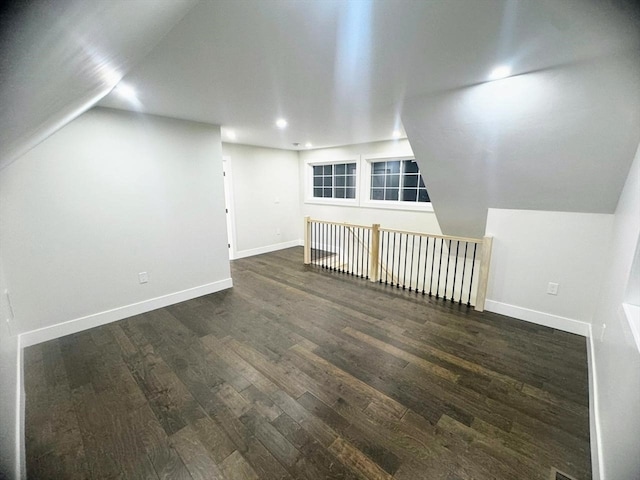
[304,158,360,206]
[360,154,433,212]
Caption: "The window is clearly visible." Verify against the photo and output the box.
[370,159,429,203]
[312,162,357,199]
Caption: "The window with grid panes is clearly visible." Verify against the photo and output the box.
[370,159,429,203]
[312,163,356,199]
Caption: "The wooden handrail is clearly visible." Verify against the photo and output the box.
[378,228,483,244]
[306,218,482,244]
[306,219,373,230]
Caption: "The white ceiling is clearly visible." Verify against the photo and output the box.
[99,0,639,150]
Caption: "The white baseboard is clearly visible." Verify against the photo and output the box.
[16,334,25,480]
[586,328,603,480]
[19,278,233,347]
[484,299,590,336]
[233,239,303,260]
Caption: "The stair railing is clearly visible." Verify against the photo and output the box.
[303,216,493,311]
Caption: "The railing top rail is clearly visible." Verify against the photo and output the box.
[307,217,483,243]
[308,219,373,230]
[378,227,483,244]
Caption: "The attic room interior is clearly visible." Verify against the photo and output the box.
[0,0,639,479]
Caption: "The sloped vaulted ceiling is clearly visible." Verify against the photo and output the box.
[0,0,197,170]
[403,52,640,237]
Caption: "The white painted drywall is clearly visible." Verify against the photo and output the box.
[299,140,442,234]
[0,259,23,480]
[626,239,640,307]
[0,107,230,336]
[591,142,640,480]
[222,143,302,255]
[403,52,640,238]
[484,209,613,327]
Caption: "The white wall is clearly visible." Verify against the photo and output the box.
[299,140,442,234]
[0,259,23,480]
[484,209,613,334]
[0,107,231,340]
[591,142,640,480]
[403,52,640,238]
[222,143,302,257]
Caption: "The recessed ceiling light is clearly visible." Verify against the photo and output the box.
[113,82,137,101]
[276,118,288,129]
[305,142,313,148]
[224,129,237,141]
[392,130,402,139]
[489,65,511,81]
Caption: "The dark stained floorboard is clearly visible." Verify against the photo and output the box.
[24,247,591,479]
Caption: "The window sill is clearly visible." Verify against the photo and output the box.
[622,303,640,354]
[361,200,434,213]
[305,198,359,207]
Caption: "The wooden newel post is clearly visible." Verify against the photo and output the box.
[370,224,381,282]
[474,235,493,312]
[303,216,312,265]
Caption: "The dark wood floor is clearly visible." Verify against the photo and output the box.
[24,247,591,480]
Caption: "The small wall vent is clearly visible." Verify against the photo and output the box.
[550,468,578,480]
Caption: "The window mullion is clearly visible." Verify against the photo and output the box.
[399,161,405,203]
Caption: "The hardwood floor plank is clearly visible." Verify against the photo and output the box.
[59,333,95,390]
[270,413,363,480]
[329,437,394,480]
[288,344,407,419]
[223,337,311,400]
[240,408,301,469]
[220,450,259,480]
[170,425,225,480]
[470,417,591,480]
[206,394,252,454]
[133,404,193,480]
[201,334,280,395]
[191,415,237,464]
[216,383,252,418]
[342,326,459,382]
[270,390,339,448]
[283,345,373,411]
[240,384,283,421]
[437,414,548,480]
[117,327,206,435]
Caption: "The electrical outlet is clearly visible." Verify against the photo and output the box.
[276,228,281,236]
[547,282,559,295]
[138,272,149,284]
[600,323,606,342]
